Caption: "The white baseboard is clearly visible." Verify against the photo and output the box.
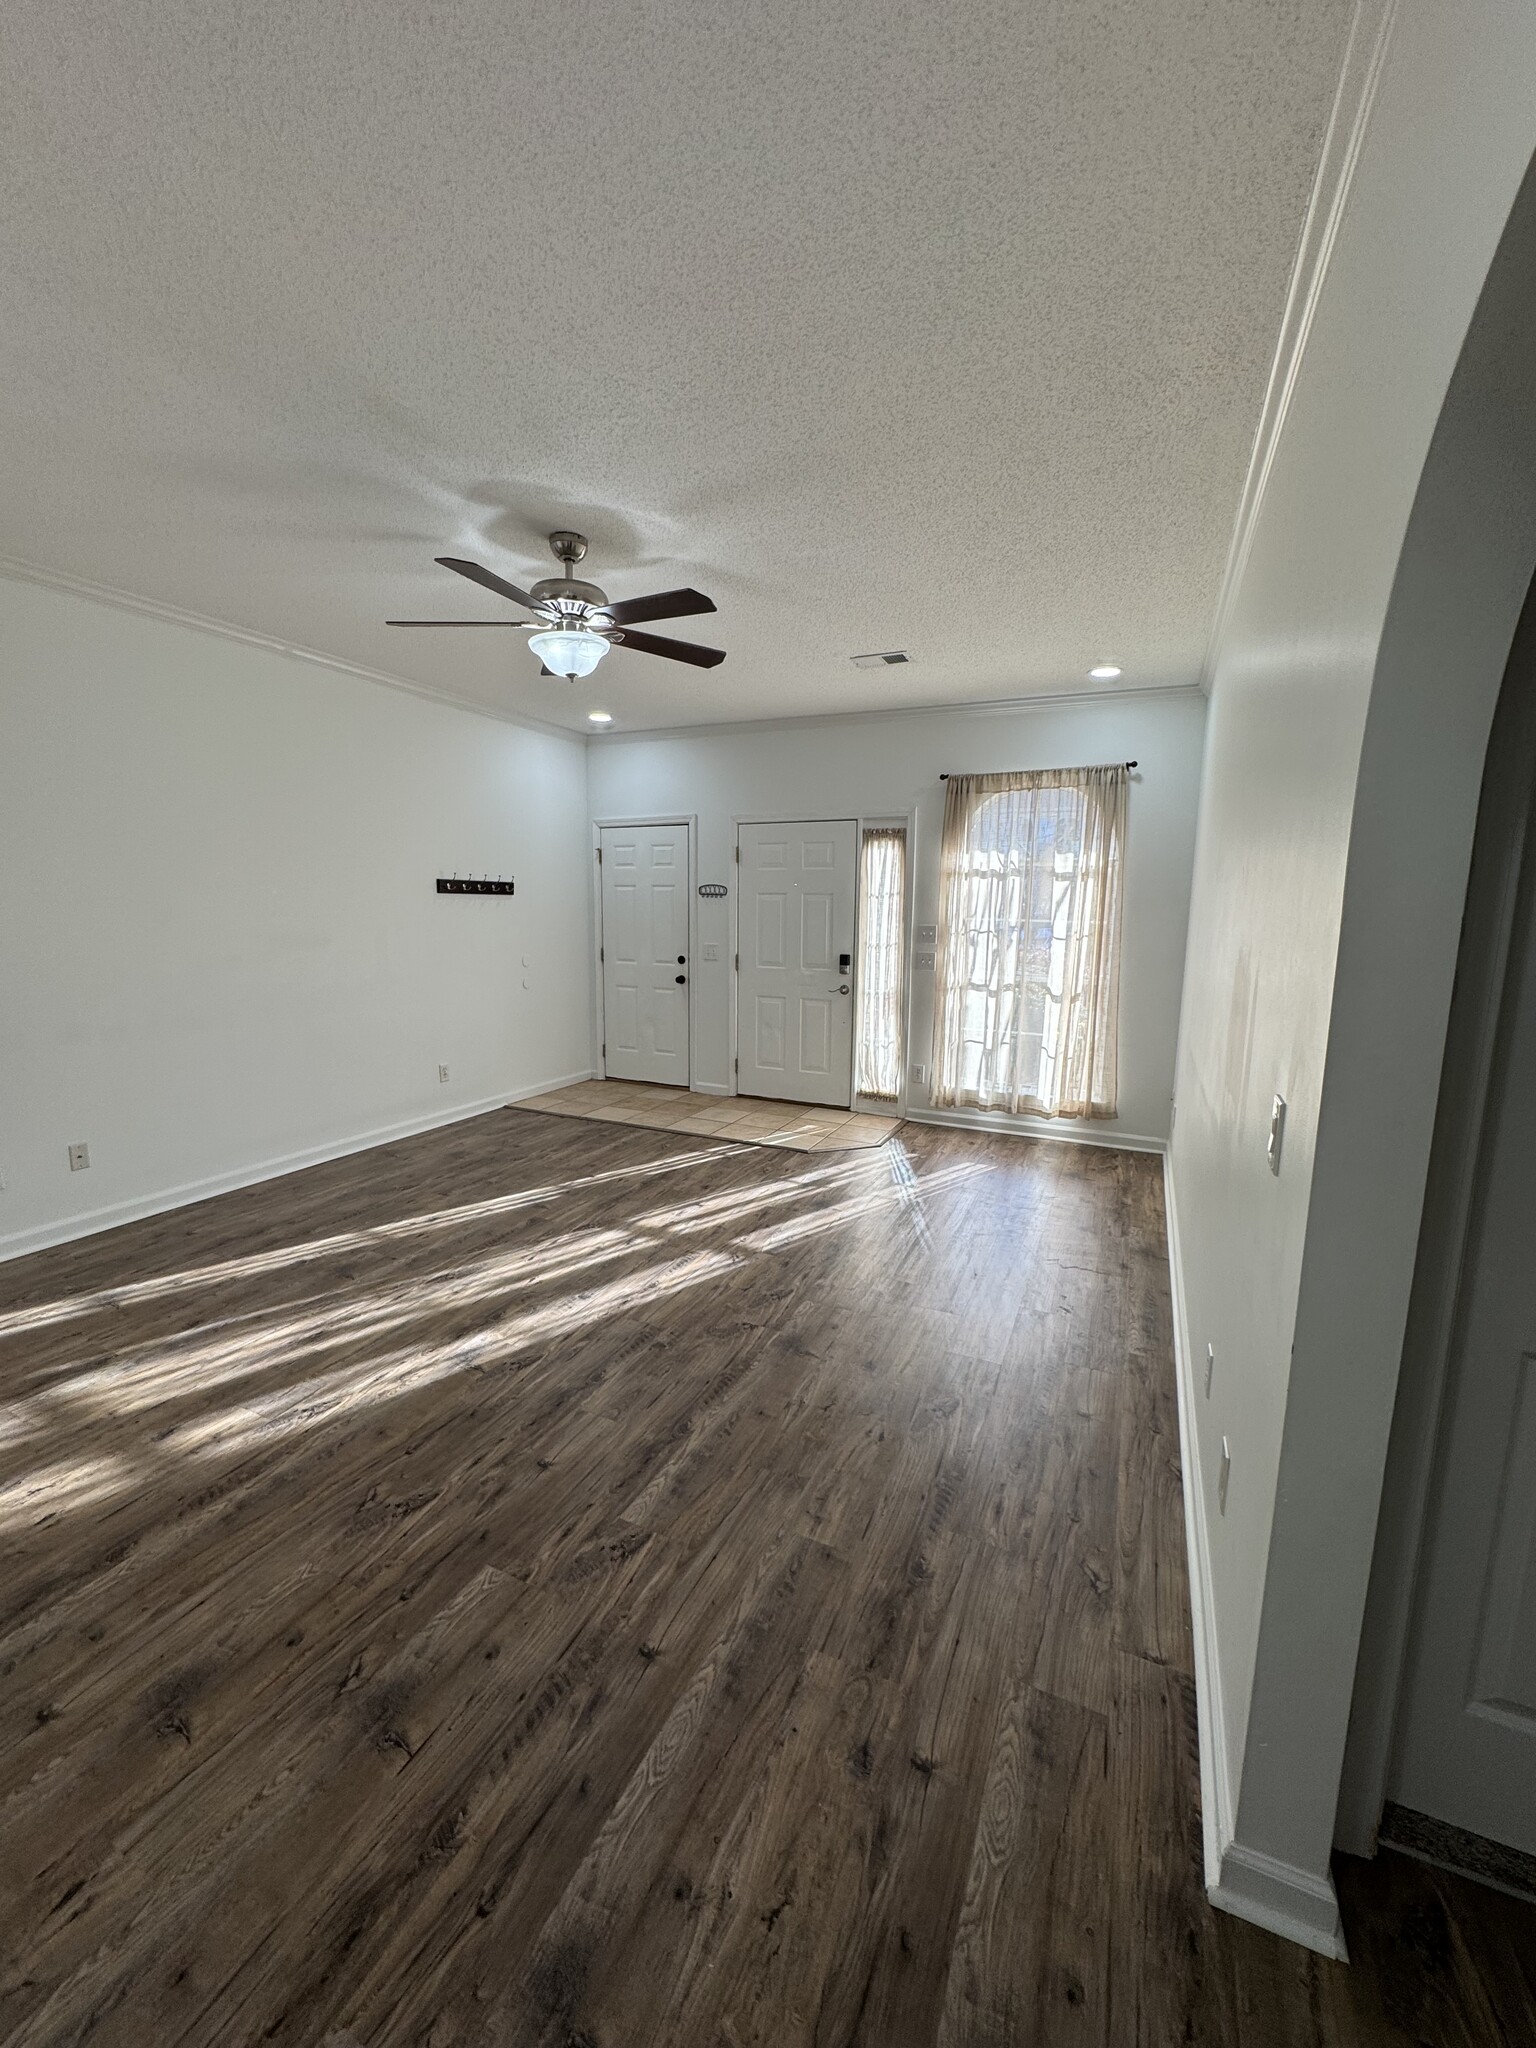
[1163,1153,1349,1963]
[905,1105,1166,1154]
[1211,1843,1348,1960]
[0,1070,595,1264]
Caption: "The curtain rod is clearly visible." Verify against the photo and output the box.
[939,761,1136,778]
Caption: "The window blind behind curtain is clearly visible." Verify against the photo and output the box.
[855,827,906,1100]
[931,765,1127,1119]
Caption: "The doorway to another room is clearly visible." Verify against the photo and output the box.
[598,820,691,1086]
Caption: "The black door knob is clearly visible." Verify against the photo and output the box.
[675,974,687,984]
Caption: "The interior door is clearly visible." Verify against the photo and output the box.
[737,819,856,1107]
[1389,805,1536,1853]
[600,822,689,1086]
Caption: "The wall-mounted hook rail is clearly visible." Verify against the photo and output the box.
[437,876,515,895]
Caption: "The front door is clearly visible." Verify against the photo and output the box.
[737,819,857,1108]
[600,822,689,1086]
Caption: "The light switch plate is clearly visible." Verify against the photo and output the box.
[702,944,720,960]
[1268,1093,1287,1175]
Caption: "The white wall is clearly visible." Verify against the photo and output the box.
[0,575,593,1257]
[1167,0,1536,1955]
[587,689,1206,1146]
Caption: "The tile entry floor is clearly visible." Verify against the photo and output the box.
[515,1078,902,1151]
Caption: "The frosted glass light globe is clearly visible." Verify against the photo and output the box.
[528,628,610,679]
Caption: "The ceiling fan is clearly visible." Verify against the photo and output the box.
[387,530,725,680]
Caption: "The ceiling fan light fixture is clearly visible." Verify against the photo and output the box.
[587,710,613,725]
[528,626,610,679]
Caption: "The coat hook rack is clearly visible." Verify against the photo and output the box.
[437,874,515,895]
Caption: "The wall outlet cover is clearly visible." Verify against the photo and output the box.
[438,1064,450,1083]
[68,1142,90,1171]
[914,952,935,970]
[916,925,937,944]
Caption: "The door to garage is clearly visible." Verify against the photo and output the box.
[599,821,690,1086]
[736,819,857,1108]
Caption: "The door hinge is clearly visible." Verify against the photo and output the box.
[599,946,604,961]
[596,847,602,864]
[734,1056,739,1071]
[734,845,739,863]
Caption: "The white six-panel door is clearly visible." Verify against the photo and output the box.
[1390,812,1536,1854]
[737,820,856,1108]
[600,823,689,1086]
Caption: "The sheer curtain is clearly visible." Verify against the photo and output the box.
[931,765,1126,1118]
[855,828,906,1099]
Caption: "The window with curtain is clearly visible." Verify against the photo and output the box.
[931,765,1126,1118]
[855,827,906,1100]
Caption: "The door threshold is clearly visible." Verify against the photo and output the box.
[1379,1802,1536,1905]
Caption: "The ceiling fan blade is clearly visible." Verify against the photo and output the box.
[602,586,717,627]
[386,619,526,627]
[435,555,536,609]
[613,628,726,669]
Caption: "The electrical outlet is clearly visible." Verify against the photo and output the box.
[914,952,935,971]
[68,1142,90,1172]
[1205,1343,1214,1397]
[916,925,937,945]
[1268,1093,1287,1175]
[438,1064,450,1084]
[1219,1436,1232,1515]
[908,1061,927,1086]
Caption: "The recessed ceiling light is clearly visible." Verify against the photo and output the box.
[1089,663,1122,680]
[587,710,613,726]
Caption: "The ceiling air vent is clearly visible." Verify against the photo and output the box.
[850,650,910,669]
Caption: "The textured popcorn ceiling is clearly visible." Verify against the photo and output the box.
[0,0,1353,733]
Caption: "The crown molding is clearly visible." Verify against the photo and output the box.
[585,680,1205,748]
[1200,0,1399,693]
[0,555,580,744]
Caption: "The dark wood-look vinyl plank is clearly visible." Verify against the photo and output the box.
[1,1109,1532,2046]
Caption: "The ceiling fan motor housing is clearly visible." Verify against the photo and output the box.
[528,577,609,615]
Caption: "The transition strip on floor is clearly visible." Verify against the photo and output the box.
[514,1079,902,1152]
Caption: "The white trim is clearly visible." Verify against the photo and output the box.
[1163,1155,1235,1882]
[0,1071,595,1265]
[589,682,1204,747]
[1164,1153,1348,1961]
[1200,0,1399,692]
[907,1106,1164,1154]
[1210,1844,1348,1961]
[0,555,578,742]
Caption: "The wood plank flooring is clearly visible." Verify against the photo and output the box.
[0,1111,1532,2046]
